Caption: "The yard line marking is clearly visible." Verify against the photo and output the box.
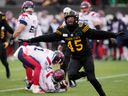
[97,73,128,80]
[0,73,128,92]
[77,73,128,82]
[0,88,24,92]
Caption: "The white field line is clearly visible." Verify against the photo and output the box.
[0,73,128,93]
[77,73,128,82]
[0,88,24,92]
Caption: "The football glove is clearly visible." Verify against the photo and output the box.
[59,80,68,89]
[4,42,9,48]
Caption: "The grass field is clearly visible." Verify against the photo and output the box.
[0,59,128,96]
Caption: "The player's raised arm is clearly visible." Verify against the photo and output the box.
[82,24,124,39]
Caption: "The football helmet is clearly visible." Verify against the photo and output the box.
[52,69,65,82]
[64,9,77,18]
[63,7,72,15]
[64,9,78,25]
[80,1,91,9]
[21,1,34,12]
[52,50,64,65]
[80,1,91,13]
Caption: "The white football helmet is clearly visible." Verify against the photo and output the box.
[63,7,72,14]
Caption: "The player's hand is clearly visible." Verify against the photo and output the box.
[60,80,68,89]
[57,45,63,52]
[116,32,125,36]
[110,38,117,45]
[4,42,9,48]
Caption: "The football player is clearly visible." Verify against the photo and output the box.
[12,1,41,94]
[14,45,64,94]
[39,69,68,92]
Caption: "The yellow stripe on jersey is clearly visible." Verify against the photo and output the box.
[55,30,62,35]
[2,16,6,20]
[82,25,89,33]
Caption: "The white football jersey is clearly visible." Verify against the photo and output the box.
[16,12,38,39]
[39,69,66,92]
[14,45,54,70]
[79,11,100,29]
[39,69,59,92]
[14,45,61,92]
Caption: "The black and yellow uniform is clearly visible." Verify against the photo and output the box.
[0,12,13,78]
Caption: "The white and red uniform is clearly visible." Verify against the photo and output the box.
[14,45,66,92]
[14,45,54,86]
[16,12,39,40]
[79,11,100,29]
[39,69,58,92]
[14,45,54,68]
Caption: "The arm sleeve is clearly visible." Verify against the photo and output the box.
[29,33,62,43]
[3,20,14,34]
[85,28,117,39]
[29,27,63,43]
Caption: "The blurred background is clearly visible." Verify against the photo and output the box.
[1,0,128,17]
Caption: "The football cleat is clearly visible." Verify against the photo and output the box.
[32,85,45,94]
[24,79,33,91]
[69,80,77,88]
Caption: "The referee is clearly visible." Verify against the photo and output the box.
[0,11,14,78]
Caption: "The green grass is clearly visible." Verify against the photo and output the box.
[0,59,128,96]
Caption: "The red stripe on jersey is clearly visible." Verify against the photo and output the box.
[20,13,28,17]
[46,57,51,65]
[46,71,54,78]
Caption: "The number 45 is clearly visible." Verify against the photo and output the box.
[68,39,83,52]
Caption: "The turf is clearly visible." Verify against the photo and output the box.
[0,59,128,96]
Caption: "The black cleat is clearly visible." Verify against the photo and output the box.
[24,79,33,91]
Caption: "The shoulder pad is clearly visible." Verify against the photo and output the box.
[20,13,29,17]
[58,25,64,29]
[78,22,84,27]
[2,15,6,20]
